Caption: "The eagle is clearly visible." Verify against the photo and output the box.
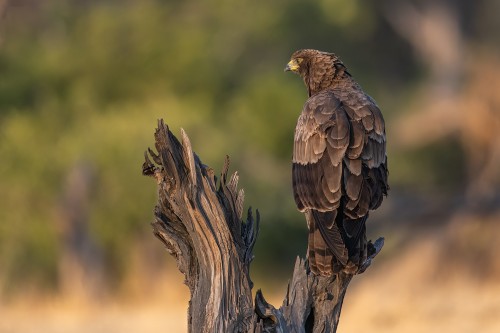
[285,49,389,276]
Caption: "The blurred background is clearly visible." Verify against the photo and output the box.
[1,0,499,332]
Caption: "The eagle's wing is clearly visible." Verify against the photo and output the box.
[293,89,388,267]
[341,93,388,222]
[293,90,349,212]
[292,90,350,264]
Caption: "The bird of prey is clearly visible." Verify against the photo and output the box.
[285,49,389,276]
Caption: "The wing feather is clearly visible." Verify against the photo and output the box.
[345,171,363,201]
[344,158,362,175]
[292,90,349,212]
[347,120,365,159]
[362,113,374,131]
[292,87,389,271]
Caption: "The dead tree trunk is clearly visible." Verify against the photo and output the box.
[142,120,384,332]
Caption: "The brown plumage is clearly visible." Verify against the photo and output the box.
[285,49,389,276]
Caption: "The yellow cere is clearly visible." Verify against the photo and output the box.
[286,59,300,72]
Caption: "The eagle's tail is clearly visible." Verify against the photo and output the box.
[306,209,368,276]
[307,226,334,276]
[306,210,346,276]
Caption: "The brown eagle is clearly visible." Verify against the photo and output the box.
[285,49,388,276]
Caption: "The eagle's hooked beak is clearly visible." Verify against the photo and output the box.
[284,59,300,72]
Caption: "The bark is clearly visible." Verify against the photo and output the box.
[142,120,384,333]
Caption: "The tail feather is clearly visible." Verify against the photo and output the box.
[306,209,367,275]
[310,210,348,265]
[308,222,334,275]
[342,215,368,250]
[306,210,348,275]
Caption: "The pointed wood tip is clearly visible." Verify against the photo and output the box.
[180,127,197,187]
[142,150,155,176]
[255,289,278,324]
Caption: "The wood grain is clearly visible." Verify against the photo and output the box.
[142,120,384,332]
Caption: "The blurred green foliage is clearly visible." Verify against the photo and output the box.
[0,0,495,293]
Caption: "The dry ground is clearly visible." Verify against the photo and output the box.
[1,214,499,333]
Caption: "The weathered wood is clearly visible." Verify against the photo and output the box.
[142,120,384,332]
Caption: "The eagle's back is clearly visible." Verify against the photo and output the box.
[292,80,388,275]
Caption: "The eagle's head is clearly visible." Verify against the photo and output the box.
[285,49,348,96]
[285,49,317,75]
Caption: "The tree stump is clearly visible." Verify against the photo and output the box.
[142,120,384,332]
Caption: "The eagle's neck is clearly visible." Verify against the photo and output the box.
[305,59,351,97]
